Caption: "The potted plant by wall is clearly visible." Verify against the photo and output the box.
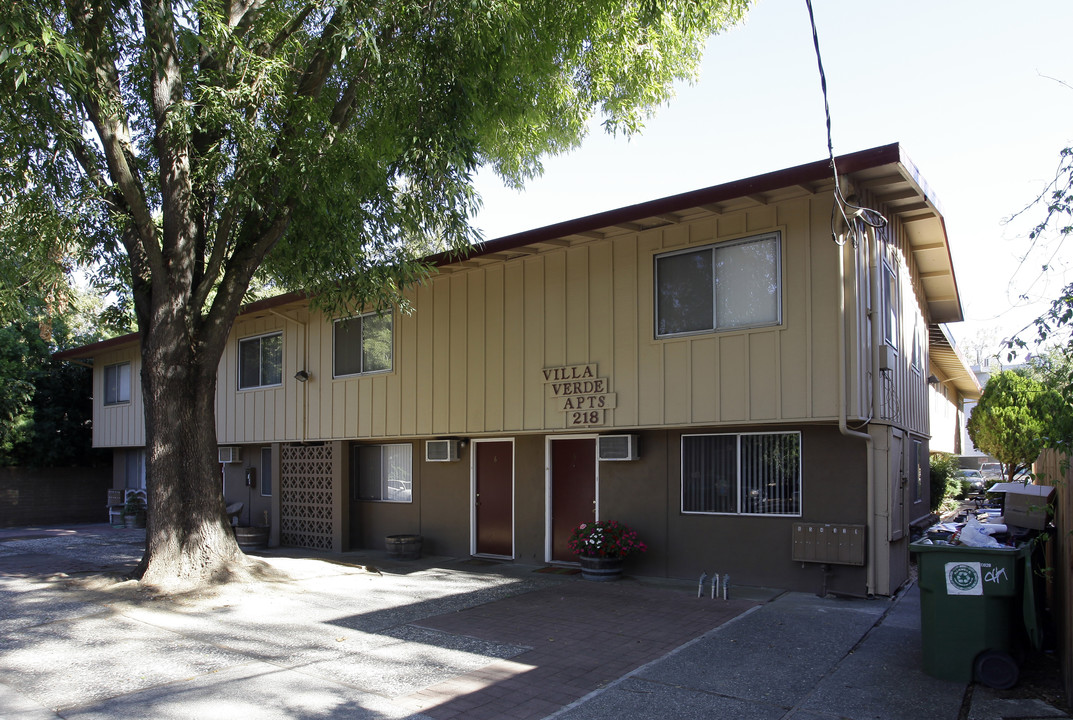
[123,494,146,529]
[568,520,647,581]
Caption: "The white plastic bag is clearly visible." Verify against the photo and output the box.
[957,517,1002,548]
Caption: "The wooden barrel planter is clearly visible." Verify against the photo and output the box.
[578,555,624,582]
[235,525,269,550]
[385,534,423,560]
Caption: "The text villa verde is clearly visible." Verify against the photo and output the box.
[543,364,616,427]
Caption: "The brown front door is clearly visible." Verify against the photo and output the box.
[474,440,513,557]
[550,437,597,563]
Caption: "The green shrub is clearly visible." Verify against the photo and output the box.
[929,452,961,512]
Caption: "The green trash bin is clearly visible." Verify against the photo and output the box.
[910,541,1031,688]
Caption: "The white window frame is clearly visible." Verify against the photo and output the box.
[912,439,923,504]
[238,331,283,390]
[351,443,412,503]
[654,231,782,339]
[333,311,394,378]
[681,431,802,517]
[911,316,923,373]
[882,258,899,349]
[103,362,131,406]
[125,449,146,490]
[260,447,273,498]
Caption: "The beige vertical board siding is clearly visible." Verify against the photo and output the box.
[226,316,288,444]
[588,243,613,392]
[503,262,525,430]
[717,212,746,240]
[306,317,324,440]
[565,246,588,364]
[483,265,504,432]
[449,273,468,432]
[467,270,486,433]
[415,282,434,436]
[749,332,779,420]
[432,277,451,433]
[663,340,691,424]
[372,375,388,437]
[690,337,718,423]
[343,377,358,438]
[636,229,663,427]
[779,200,811,419]
[810,195,841,419]
[848,233,868,419]
[870,205,931,437]
[386,315,404,437]
[523,258,545,430]
[543,251,566,428]
[94,347,144,448]
[398,291,418,437]
[216,338,232,442]
[719,334,748,421]
[110,191,954,448]
[612,236,639,427]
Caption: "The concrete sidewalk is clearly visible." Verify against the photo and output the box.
[0,524,1068,720]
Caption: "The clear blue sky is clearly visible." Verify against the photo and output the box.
[471,0,1073,357]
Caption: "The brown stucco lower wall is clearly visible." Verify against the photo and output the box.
[330,424,876,595]
[0,466,112,527]
[598,425,870,596]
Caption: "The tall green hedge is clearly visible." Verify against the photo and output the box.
[929,452,961,513]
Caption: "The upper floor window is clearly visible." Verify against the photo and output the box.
[882,259,899,348]
[655,232,781,338]
[239,332,283,390]
[334,312,393,377]
[911,317,923,372]
[104,362,131,405]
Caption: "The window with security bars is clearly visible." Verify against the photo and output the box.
[682,432,801,515]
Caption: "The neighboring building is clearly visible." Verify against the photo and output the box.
[58,143,974,597]
[928,325,982,456]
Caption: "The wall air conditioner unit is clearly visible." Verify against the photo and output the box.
[597,435,639,461]
[218,446,242,464]
[425,439,460,462]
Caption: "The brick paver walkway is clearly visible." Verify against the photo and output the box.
[398,579,760,720]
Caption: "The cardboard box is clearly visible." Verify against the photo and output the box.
[990,482,1056,530]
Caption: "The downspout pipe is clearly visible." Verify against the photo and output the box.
[836,223,879,597]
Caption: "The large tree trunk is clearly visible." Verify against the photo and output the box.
[134,319,243,591]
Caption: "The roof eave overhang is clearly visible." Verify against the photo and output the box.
[429,142,963,323]
[57,143,964,360]
[929,323,982,399]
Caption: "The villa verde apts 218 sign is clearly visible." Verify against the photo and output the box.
[543,364,616,427]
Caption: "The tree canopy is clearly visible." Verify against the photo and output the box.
[967,370,1071,480]
[1,0,751,327]
[0,0,752,589]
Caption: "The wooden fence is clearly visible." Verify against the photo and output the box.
[0,466,112,528]
[1033,449,1071,706]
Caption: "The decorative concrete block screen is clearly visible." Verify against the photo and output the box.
[280,443,333,550]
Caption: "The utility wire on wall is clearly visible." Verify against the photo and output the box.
[804,0,888,247]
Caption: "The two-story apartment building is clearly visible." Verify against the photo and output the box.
[60,143,978,597]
